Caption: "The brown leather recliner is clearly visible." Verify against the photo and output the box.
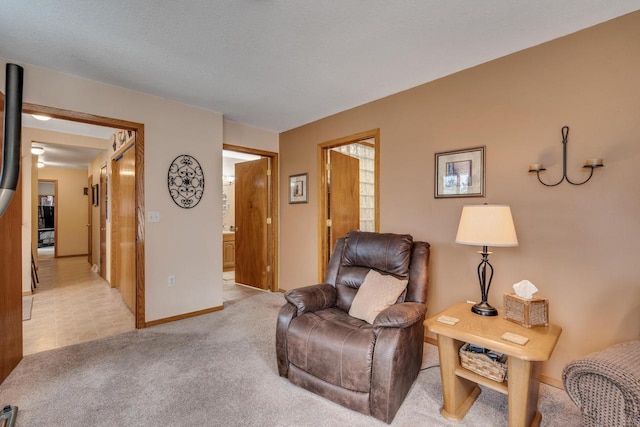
[276,231,430,423]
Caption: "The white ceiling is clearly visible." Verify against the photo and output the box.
[31,141,103,170]
[2,2,639,132]
[222,150,261,177]
[23,114,114,169]
[22,115,117,140]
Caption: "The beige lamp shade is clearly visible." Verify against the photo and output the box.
[455,205,518,247]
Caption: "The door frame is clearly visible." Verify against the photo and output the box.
[111,140,136,311]
[317,129,380,281]
[222,143,279,292]
[87,175,93,264]
[37,179,58,257]
[99,164,108,281]
[23,102,146,329]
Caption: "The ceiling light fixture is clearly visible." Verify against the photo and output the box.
[37,161,45,168]
[32,114,52,121]
[31,146,45,155]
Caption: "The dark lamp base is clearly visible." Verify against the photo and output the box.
[471,302,498,316]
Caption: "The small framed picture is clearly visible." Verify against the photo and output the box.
[435,146,485,198]
[289,173,308,204]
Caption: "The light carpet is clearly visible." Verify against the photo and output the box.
[0,292,582,426]
[21,296,32,321]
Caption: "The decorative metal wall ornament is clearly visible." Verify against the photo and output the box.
[168,154,205,208]
[528,126,604,186]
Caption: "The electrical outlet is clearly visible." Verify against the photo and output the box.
[168,275,176,287]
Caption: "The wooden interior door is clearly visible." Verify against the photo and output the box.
[329,150,360,251]
[99,166,107,280]
[234,158,269,289]
[0,91,23,384]
[87,175,93,264]
[112,145,136,312]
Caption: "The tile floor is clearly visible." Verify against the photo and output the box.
[23,248,135,355]
[223,271,265,304]
[24,250,264,355]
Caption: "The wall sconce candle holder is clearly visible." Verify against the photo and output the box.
[529,126,603,186]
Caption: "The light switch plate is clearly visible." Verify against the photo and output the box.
[148,211,160,222]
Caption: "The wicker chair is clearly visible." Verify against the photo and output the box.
[562,339,640,426]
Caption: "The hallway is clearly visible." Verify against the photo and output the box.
[23,249,135,355]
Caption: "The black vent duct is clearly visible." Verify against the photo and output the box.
[0,63,24,218]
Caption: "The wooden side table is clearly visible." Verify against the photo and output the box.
[425,302,562,427]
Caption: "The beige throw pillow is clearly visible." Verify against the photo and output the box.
[349,270,408,324]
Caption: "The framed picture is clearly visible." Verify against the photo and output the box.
[289,173,308,204]
[92,184,99,206]
[435,146,485,198]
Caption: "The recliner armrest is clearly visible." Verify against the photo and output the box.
[373,302,426,329]
[562,339,640,426]
[284,284,337,315]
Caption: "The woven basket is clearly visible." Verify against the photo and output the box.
[459,343,508,382]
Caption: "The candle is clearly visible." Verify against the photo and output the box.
[584,158,603,167]
[529,163,543,172]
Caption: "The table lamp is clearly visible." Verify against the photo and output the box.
[455,204,518,316]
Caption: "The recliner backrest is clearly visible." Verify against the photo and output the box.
[325,231,430,312]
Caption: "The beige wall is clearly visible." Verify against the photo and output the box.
[279,11,640,384]
[4,57,225,322]
[37,166,90,257]
[223,118,279,152]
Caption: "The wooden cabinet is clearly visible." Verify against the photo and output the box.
[223,233,235,271]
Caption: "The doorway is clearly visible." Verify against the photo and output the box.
[222,144,278,294]
[36,180,57,257]
[21,115,140,356]
[22,102,146,330]
[318,129,380,280]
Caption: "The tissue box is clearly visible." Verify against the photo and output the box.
[503,293,548,328]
